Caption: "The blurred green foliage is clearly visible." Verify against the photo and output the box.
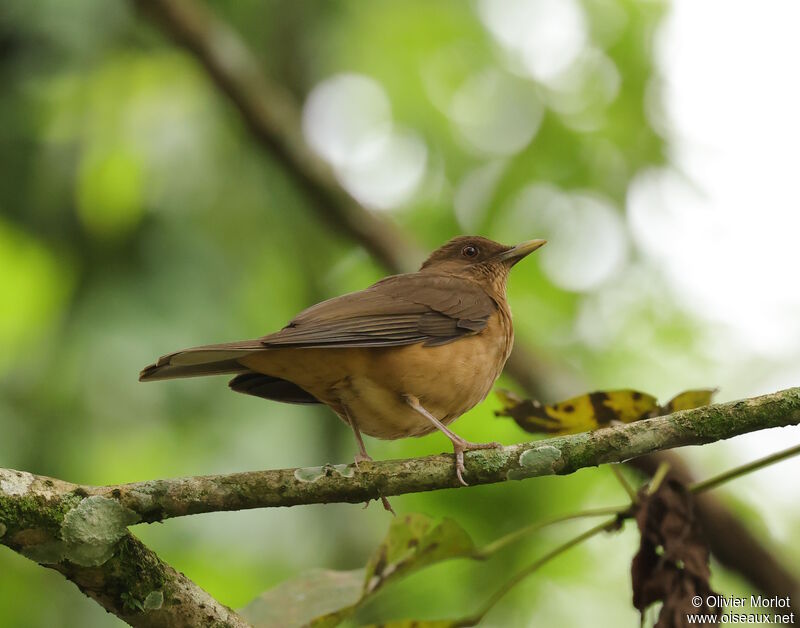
[0,1,792,626]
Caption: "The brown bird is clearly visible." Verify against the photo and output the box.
[140,236,545,489]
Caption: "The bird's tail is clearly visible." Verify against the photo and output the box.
[139,340,264,381]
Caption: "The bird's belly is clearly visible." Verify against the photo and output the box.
[239,315,512,440]
[335,331,509,439]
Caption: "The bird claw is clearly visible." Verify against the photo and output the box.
[380,496,396,515]
[452,440,502,487]
[353,452,373,470]
[361,495,396,515]
[353,453,394,514]
[455,449,468,487]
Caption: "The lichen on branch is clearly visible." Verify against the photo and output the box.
[0,470,248,628]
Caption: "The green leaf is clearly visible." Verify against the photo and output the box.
[242,514,475,628]
[240,568,364,628]
[363,513,475,595]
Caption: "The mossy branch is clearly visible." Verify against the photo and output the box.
[101,386,800,515]
[2,387,798,524]
[0,474,249,627]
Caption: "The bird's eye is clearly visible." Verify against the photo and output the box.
[461,245,479,258]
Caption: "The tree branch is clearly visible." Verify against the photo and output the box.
[0,473,249,627]
[3,388,798,524]
[132,0,421,274]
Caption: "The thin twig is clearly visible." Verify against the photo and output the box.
[646,461,671,496]
[610,465,639,503]
[463,518,620,625]
[691,443,800,494]
[472,506,628,560]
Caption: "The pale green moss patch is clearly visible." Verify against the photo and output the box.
[143,590,164,610]
[507,445,563,480]
[470,448,509,474]
[294,464,355,483]
[59,496,141,566]
[19,496,141,566]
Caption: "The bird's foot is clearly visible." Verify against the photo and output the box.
[451,439,502,487]
[353,451,373,471]
[352,452,395,514]
[401,394,502,487]
[380,496,396,515]
[360,494,396,515]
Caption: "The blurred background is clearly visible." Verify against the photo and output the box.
[1,0,799,625]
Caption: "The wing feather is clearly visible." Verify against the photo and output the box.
[260,273,496,349]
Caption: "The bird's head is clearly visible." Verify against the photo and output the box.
[419,235,546,294]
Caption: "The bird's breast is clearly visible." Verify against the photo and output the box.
[334,308,514,439]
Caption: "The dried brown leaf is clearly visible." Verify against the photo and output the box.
[631,479,720,627]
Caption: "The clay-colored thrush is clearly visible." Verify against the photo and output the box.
[140,236,545,486]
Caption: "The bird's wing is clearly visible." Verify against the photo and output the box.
[139,274,496,381]
[260,273,497,349]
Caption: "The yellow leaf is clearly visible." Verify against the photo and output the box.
[496,388,716,436]
[664,389,717,413]
[601,390,659,423]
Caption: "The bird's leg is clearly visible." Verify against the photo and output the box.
[343,410,372,469]
[403,394,501,487]
[342,407,395,515]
